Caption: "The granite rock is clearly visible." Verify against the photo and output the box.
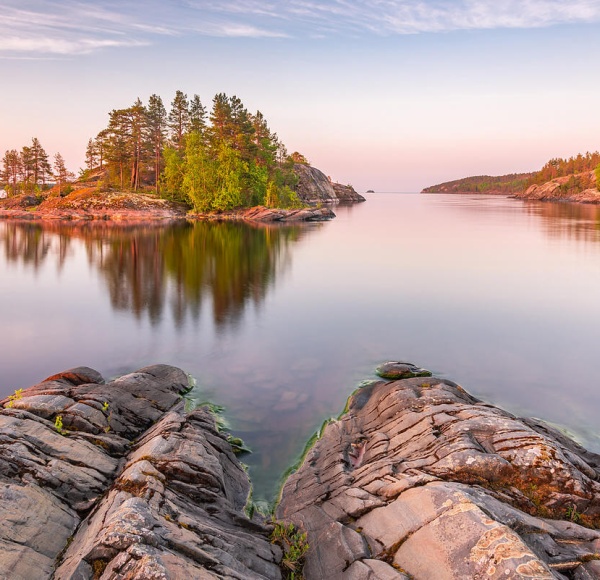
[0,366,281,580]
[277,372,600,579]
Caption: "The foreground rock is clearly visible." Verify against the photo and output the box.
[294,164,366,204]
[515,171,600,204]
[0,366,281,579]
[277,366,600,579]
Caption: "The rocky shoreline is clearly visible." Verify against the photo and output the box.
[0,205,335,224]
[512,171,600,204]
[2,363,600,579]
[0,163,363,224]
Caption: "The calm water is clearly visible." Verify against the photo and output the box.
[2,194,600,501]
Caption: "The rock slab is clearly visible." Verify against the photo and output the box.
[0,366,281,579]
[277,374,600,579]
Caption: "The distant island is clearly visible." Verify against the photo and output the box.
[422,151,600,203]
[0,91,363,222]
[421,172,535,195]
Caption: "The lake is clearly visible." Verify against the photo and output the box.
[2,193,600,502]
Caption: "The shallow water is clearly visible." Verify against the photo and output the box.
[2,194,600,500]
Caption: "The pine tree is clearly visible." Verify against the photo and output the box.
[105,109,132,189]
[168,90,189,149]
[209,93,233,144]
[85,138,97,171]
[95,129,110,169]
[29,138,52,188]
[146,94,167,193]
[189,94,207,136]
[128,98,147,191]
[20,145,33,191]
[53,152,73,196]
[1,150,22,196]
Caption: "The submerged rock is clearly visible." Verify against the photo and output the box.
[0,366,281,579]
[277,371,600,579]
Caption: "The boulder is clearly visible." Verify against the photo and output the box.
[277,371,600,579]
[293,164,365,204]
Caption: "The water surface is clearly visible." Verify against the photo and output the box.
[2,194,600,500]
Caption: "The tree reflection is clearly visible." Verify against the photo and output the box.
[520,201,600,243]
[0,220,305,327]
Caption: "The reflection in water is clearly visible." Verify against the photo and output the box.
[522,200,600,243]
[3,196,600,501]
[0,220,305,328]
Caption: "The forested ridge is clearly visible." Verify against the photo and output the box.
[421,172,534,194]
[1,91,311,211]
[423,151,600,194]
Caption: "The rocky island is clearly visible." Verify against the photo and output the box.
[1,362,600,579]
[1,92,364,225]
[0,163,363,224]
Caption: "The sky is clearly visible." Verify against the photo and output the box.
[1,0,600,192]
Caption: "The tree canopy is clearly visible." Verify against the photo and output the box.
[84,91,303,211]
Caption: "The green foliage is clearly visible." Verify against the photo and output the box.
[6,388,23,408]
[566,504,581,523]
[0,90,305,210]
[161,146,185,202]
[226,434,252,455]
[54,415,68,435]
[271,521,309,579]
[102,401,109,413]
[595,163,600,191]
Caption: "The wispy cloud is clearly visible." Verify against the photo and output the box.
[2,0,600,57]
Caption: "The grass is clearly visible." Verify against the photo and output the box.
[271,521,309,579]
[6,388,23,408]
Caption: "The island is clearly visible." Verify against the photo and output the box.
[0,91,364,223]
[1,362,599,578]
[422,152,600,204]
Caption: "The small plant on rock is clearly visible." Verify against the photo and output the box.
[54,415,68,436]
[566,504,581,523]
[6,388,23,408]
[271,521,309,579]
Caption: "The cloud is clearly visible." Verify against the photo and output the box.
[2,0,599,57]
[199,0,600,34]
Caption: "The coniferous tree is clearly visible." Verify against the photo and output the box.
[105,109,132,189]
[53,152,73,196]
[146,94,167,194]
[128,98,147,191]
[95,129,110,169]
[1,150,22,196]
[29,138,52,188]
[85,138,97,171]
[168,90,189,149]
[188,94,207,137]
